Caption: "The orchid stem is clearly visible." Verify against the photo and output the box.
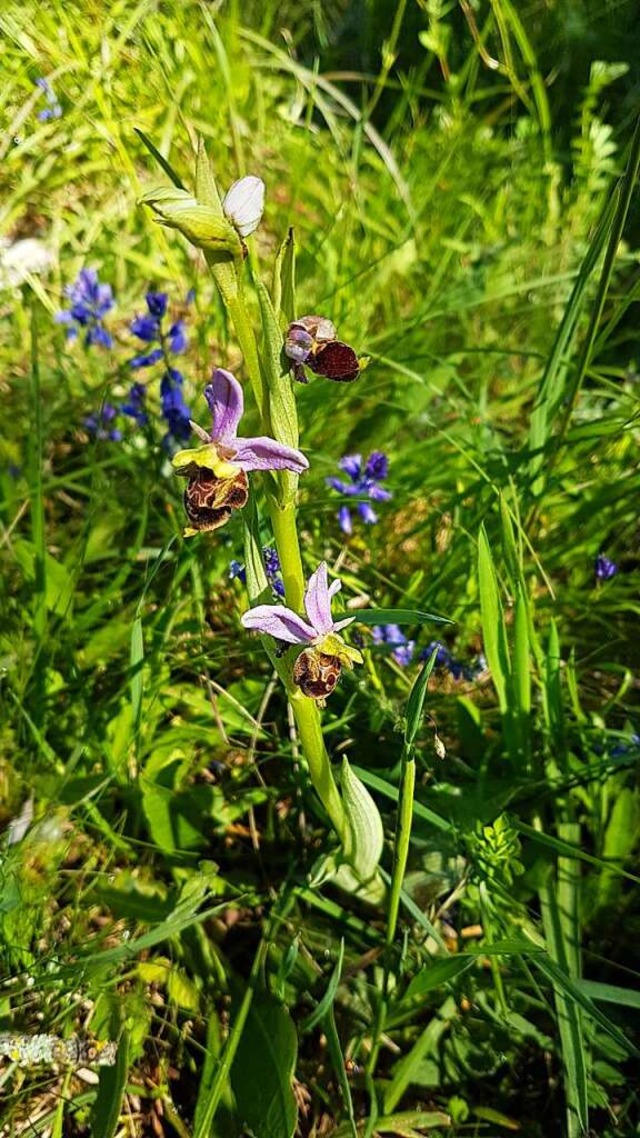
[207,254,347,847]
[290,693,346,838]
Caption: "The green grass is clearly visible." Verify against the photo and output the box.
[1,2,639,1136]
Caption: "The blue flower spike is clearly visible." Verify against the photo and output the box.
[326,451,392,534]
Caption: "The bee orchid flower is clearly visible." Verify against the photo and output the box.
[241,562,363,700]
[172,368,308,534]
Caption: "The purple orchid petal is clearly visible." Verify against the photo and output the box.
[232,436,309,473]
[204,368,244,443]
[304,562,335,636]
[241,604,316,644]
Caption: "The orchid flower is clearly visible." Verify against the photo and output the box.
[172,368,308,481]
[241,562,362,701]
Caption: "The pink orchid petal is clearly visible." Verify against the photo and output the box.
[204,368,244,442]
[304,562,334,636]
[232,436,309,473]
[328,579,342,601]
[241,604,316,644]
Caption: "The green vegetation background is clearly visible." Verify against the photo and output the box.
[0,2,639,1136]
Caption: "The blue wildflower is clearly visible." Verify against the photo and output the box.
[129,291,188,370]
[160,369,192,445]
[610,732,640,758]
[55,268,114,348]
[229,547,285,597]
[229,560,247,584]
[422,640,478,681]
[121,382,148,426]
[595,553,617,581]
[84,403,122,442]
[35,77,62,121]
[372,624,415,666]
[327,451,392,535]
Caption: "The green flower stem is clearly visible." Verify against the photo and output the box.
[269,500,305,613]
[386,742,416,949]
[204,253,268,422]
[205,252,347,847]
[290,691,346,839]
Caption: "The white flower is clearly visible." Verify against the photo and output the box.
[0,238,55,289]
[222,175,265,238]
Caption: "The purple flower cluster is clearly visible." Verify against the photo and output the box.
[423,641,486,682]
[595,553,617,581]
[84,383,149,441]
[230,547,285,597]
[35,77,62,121]
[372,624,415,667]
[130,292,191,446]
[84,404,122,442]
[55,268,114,348]
[326,452,392,535]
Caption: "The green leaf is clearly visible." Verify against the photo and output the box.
[230,990,298,1138]
[90,1030,129,1138]
[129,617,143,733]
[274,226,296,324]
[352,607,453,628]
[533,954,637,1058]
[477,524,510,713]
[578,979,640,1010]
[383,996,458,1113]
[405,646,438,746]
[134,128,186,189]
[341,757,384,883]
[195,136,223,212]
[300,938,344,1034]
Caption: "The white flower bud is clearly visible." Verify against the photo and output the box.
[222,175,265,237]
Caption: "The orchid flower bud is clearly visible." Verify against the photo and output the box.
[140,187,242,256]
[222,176,265,238]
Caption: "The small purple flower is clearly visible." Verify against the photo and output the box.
[35,77,62,121]
[595,553,617,581]
[129,291,188,370]
[423,640,452,668]
[55,268,114,348]
[161,369,192,444]
[121,382,148,426]
[373,624,415,666]
[168,320,188,354]
[229,547,284,596]
[327,451,392,534]
[84,403,122,442]
[422,640,476,681]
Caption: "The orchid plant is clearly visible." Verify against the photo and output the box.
[140,148,396,884]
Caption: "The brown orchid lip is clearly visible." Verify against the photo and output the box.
[183,467,249,532]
